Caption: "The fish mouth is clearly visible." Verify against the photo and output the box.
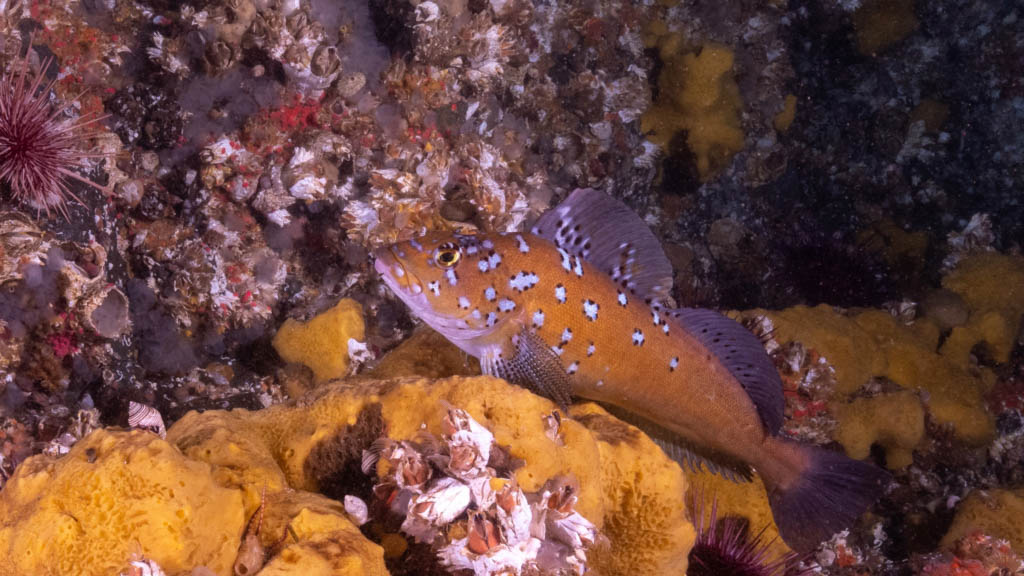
[374,247,418,295]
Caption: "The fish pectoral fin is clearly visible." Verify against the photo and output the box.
[597,402,754,483]
[481,327,573,412]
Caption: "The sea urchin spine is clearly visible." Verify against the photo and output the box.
[688,490,812,576]
[0,48,108,217]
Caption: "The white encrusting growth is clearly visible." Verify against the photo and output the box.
[583,299,599,321]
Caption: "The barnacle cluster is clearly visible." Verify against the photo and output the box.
[366,406,599,575]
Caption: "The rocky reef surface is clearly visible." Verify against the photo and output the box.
[0,0,1022,574]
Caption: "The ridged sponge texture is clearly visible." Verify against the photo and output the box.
[0,429,245,576]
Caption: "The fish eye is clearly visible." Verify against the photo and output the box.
[434,245,461,267]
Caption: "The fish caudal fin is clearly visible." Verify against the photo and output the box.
[763,438,890,553]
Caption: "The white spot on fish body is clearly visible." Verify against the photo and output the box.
[411,283,422,295]
[486,312,498,326]
[446,269,458,285]
[652,311,660,325]
[572,255,583,277]
[515,235,530,253]
[458,296,471,309]
[596,380,604,387]
[409,238,423,252]
[427,281,440,297]
[533,310,545,327]
[555,284,566,303]
[485,286,497,301]
[471,309,482,319]
[482,239,494,249]
[670,357,679,371]
[561,327,573,343]
[498,299,516,312]
[587,342,595,357]
[478,260,490,273]
[567,361,579,375]
[509,271,539,292]
[558,248,572,272]
[466,245,478,255]
[632,330,645,346]
[392,265,405,277]
[617,291,627,306]
[662,323,670,334]
[487,252,502,268]
[552,345,564,356]
[583,299,599,321]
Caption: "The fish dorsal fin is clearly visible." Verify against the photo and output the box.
[668,308,785,434]
[598,402,753,482]
[531,189,674,304]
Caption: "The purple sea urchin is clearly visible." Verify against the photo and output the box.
[689,492,811,576]
[0,48,108,217]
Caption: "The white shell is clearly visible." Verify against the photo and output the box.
[128,402,166,438]
[343,495,369,526]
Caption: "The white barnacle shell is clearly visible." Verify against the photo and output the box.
[122,559,167,576]
[200,138,239,165]
[347,338,373,370]
[442,408,494,480]
[401,477,472,543]
[128,401,166,438]
[343,495,369,526]
[336,72,367,99]
[414,1,439,22]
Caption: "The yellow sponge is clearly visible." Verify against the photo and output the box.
[833,390,925,469]
[942,489,1024,551]
[641,43,745,180]
[273,298,366,383]
[0,429,245,576]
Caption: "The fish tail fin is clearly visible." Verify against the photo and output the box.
[762,437,890,553]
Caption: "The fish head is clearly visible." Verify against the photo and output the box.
[374,231,529,346]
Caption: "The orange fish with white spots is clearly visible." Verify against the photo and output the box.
[374,189,888,552]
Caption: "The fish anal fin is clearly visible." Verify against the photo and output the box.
[669,308,785,434]
[597,402,753,483]
[531,189,674,305]
[481,327,573,412]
